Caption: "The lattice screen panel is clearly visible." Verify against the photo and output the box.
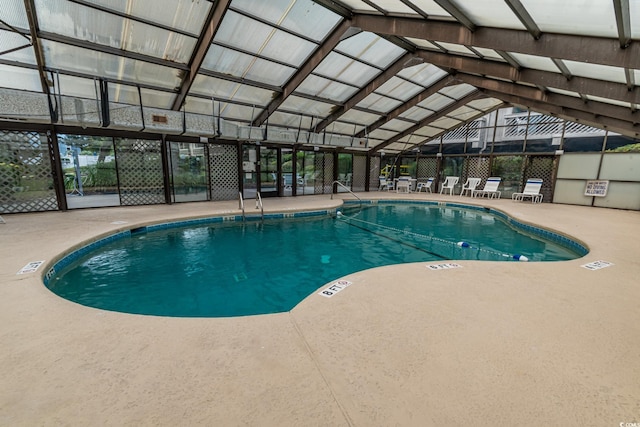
[209,144,238,201]
[416,158,438,179]
[523,156,556,203]
[0,130,57,214]
[115,138,164,206]
[315,153,333,194]
[464,157,491,186]
[369,156,380,190]
[352,154,367,192]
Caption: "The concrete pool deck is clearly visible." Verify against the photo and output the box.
[1,193,639,426]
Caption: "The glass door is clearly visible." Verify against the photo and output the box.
[241,144,257,200]
[168,142,208,203]
[259,147,279,197]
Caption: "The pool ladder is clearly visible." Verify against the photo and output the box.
[238,192,264,222]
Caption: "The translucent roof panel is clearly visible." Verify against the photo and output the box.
[338,109,381,126]
[380,119,415,132]
[0,64,42,92]
[107,83,176,108]
[84,0,211,35]
[296,75,360,103]
[520,0,618,38]
[509,53,559,73]
[191,75,275,106]
[368,128,399,140]
[418,93,455,111]
[356,94,403,113]
[438,84,477,99]
[215,10,316,67]
[468,47,505,61]
[335,32,406,69]
[455,0,525,29]
[220,102,263,122]
[400,106,434,122]
[0,30,37,64]
[402,0,450,17]
[335,0,378,12]
[405,38,440,50]
[313,52,381,86]
[428,116,461,129]
[268,111,315,129]
[436,42,476,56]
[414,126,443,137]
[230,0,341,42]
[279,95,336,118]
[39,40,183,91]
[0,0,29,28]
[368,0,418,15]
[633,1,640,39]
[467,98,504,111]
[375,77,424,100]
[448,106,482,122]
[201,45,295,87]
[35,0,197,64]
[325,121,361,135]
[184,96,217,115]
[563,60,628,84]
[397,63,448,87]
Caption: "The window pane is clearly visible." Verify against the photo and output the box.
[191,75,275,106]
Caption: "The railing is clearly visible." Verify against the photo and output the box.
[331,181,363,213]
[238,192,245,222]
[255,191,264,221]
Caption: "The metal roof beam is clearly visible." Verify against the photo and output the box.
[401,105,504,153]
[22,0,50,94]
[613,0,632,48]
[432,0,476,32]
[503,0,542,39]
[369,90,483,152]
[355,75,458,138]
[415,50,640,105]
[314,52,414,132]
[312,0,353,18]
[354,14,640,69]
[458,74,640,131]
[172,0,231,110]
[480,88,639,138]
[252,19,352,126]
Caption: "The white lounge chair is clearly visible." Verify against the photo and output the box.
[472,177,502,199]
[439,176,459,195]
[512,178,544,203]
[379,176,394,191]
[416,177,434,193]
[459,177,482,197]
[396,177,411,193]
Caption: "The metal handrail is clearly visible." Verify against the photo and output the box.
[238,192,245,222]
[331,181,363,213]
[255,191,264,221]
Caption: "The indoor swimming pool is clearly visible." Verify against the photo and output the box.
[44,201,587,317]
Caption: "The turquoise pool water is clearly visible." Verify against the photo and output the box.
[46,202,586,317]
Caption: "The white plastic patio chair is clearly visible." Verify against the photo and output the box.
[439,176,459,195]
[416,178,434,193]
[512,178,543,203]
[459,177,482,197]
[379,176,394,191]
[396,177,411,193]
[472,177,502,199]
